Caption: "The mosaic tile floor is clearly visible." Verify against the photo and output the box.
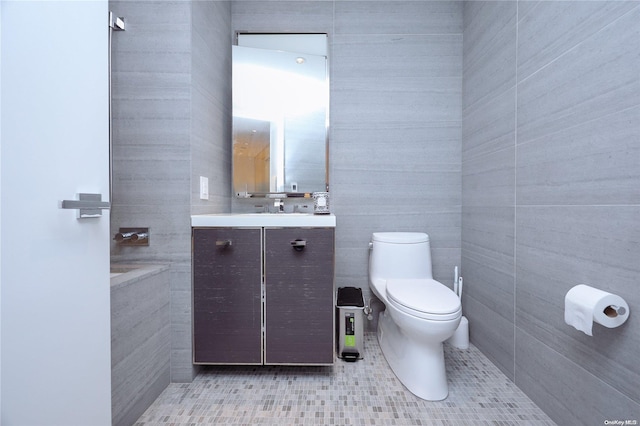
[135,334,556,425]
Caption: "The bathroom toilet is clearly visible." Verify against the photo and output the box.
[369,232,461,401]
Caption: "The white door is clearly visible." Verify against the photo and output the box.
[1,1,112,424]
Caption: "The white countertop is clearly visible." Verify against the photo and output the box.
[191,213,336,228]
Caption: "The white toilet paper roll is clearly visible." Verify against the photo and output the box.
[564,284,630,336]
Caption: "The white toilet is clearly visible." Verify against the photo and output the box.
[369,232,461,401]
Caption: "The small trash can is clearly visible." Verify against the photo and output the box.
[336,287,365,361]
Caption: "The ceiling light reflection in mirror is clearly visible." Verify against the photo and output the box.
[233,51,327,122]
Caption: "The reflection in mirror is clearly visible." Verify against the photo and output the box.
[233,34,328,197]
[233,117,271,194]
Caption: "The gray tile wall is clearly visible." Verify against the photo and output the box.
[462,0,518,382]
[110,0,231,384]
[192,0,233,216]
[232,1,463,328]
[462,2,640,424]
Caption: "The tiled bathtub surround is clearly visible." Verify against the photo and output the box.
[134,334,554,426]
[462,2,640,424]
[111,264,171,426]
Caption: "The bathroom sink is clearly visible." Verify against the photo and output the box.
[191,213,335,227]
[238,212,313,216]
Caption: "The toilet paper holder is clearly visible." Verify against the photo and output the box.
[604,305,626,317]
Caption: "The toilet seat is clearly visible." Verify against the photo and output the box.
[386,279,461,321]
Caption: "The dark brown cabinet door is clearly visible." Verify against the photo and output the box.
[192,228,262,364]
[264,228,335,364]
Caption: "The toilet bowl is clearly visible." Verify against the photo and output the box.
[369,232,461,401]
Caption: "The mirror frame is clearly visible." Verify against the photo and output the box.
[232,32,330,199]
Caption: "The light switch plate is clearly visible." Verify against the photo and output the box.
[199,176,209,200]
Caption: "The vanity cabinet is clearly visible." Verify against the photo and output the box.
[264,228,335,364]
[192,228,262,364]
[192,226,335,366]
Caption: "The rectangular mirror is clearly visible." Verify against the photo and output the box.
[233,33,329,197]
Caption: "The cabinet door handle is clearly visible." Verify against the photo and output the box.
[290,239,306,251]
[216,239,232,247]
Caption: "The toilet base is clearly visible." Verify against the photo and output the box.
[377,310,449,401]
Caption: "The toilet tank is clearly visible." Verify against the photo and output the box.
[369,232,433,281]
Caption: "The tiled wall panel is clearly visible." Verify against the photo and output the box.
[191,0,232,215]
[461,0,517,379]
[516,329,639,425]
[110,0,193,267]
[463,1,640,423]
[232,0,333,33]
[110,0,232,385]
[516,206,640,403]
[334,1,461,35]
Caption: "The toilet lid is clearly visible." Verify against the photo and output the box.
[386,279,461,320]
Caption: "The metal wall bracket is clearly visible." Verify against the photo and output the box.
[109,12,125,31]
[61,193,110,219]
